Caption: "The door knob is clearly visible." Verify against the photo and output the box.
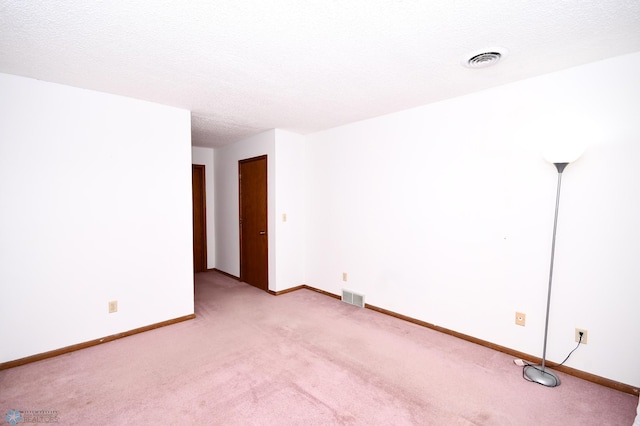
[259,231,266,235]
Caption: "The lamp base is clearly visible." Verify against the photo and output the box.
[523,365,560,387]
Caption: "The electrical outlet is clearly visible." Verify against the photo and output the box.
[575,328,588,344]
[108,300,118,313]
[342,272,348,282]
[515,312,526,326]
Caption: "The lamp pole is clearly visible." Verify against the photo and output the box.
[523,162,568,387]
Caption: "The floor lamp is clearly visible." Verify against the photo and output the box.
[524,150,583,387]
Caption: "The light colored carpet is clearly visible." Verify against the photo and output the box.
[1,271,638,425]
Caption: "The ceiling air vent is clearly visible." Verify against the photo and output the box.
[466,51,502,68]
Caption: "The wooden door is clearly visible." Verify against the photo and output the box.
[239,155,268,291]
[192,164,207,273]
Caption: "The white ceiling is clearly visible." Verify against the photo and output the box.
[2,1,640,148]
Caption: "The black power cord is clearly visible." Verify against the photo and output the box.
[521,332,584,384]
[554,332,584,367]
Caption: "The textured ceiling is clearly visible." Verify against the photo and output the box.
[2,1,640,147]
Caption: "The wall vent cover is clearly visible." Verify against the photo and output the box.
[342,289,365,308]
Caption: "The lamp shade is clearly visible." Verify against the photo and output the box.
[525,108,596,164]
[542,140,586,164]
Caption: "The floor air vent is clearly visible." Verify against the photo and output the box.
[341,289,365,308]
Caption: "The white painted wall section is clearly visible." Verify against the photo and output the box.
[274,129,307,291]
[0,73,193,363]
[213,129,307,292]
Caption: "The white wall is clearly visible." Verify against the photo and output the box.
[214,130,276,285]
[0,74,194,363]
[213,129,306,292]
[274,130,307,290]
[192,146,216,269]
[303,52,640,387]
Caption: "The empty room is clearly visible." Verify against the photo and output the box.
[1,1,640,425]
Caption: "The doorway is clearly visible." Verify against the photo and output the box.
[239,155,268,291]
[192,164,207,273]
